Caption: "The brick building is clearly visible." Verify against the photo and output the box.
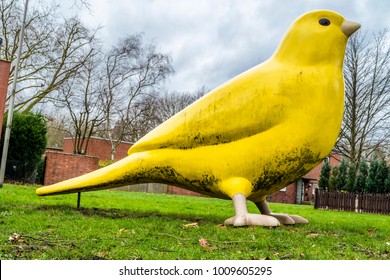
[266,151,341,204]
[0,59,11,136]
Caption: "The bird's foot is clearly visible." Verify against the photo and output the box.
[224,214,280,227]
[255,200,308,225]
[226,193,280,227]
[263,213,308,225]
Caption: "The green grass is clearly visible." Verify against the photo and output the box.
[1,184,389,260]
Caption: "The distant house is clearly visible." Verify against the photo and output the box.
[266,151,341,204]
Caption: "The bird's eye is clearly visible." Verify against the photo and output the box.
[319,18,331,26]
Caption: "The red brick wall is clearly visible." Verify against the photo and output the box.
[111,140,132,161]
[167,185,206,197]
[62,140,73,153]
[266,182,297,204]
[44,151,99,185]
[63,137,132,161]
[0,60,11,136]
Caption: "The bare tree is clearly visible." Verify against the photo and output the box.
[71,0,92,11]
[154,86,208,123]
[121,92,161,143]
[122,87,208,143]
[45,114,70,149]
[336,29,390,164]
[99,34,173,160]
[55,54,104,154]
[0,0,98,112]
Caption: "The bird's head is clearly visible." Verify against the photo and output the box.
[272,10,360,67]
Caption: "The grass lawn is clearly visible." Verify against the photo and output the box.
[1,184,389,260]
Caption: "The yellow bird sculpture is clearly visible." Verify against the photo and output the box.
[37,10,360,226]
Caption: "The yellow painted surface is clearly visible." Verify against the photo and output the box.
[36,10,359,203]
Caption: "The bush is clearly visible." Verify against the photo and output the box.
[329,166,339,190]
[346,161,356,192]
[325,155,390,194]
[359,155,390,194]
[318,160,331,190]
[374,157,389,193]
[354,158,368,193]
[366,153,380,193]
[335,159,348,191]
[98,159,114,168]
[1,112,47,183]
[35,157,46,185]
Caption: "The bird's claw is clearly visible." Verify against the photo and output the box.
[224,214,281,227]
[264,213,308,225]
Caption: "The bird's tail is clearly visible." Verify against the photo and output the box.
[36,154,145,196]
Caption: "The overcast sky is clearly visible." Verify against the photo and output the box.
[63,0,390,94]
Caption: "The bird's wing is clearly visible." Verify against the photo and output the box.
[129,60,293,154]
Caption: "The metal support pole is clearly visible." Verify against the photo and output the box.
[0,0,29,188]
[77,192,81,209]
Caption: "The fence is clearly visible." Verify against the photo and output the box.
[314,189,390,215]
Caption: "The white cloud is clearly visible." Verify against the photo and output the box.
[69,0,390,93]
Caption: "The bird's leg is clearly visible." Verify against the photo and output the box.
[224,193,280,227]
[255,200,308,225]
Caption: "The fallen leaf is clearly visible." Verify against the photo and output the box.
[199,238,213,249]
[119,228,129,233]
[95,251,110,259]
[306,233,320,237]
[300,253,305,258]
[184,222,198,228]
[8,233,25,243]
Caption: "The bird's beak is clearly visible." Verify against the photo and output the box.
[342,19,361,37]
